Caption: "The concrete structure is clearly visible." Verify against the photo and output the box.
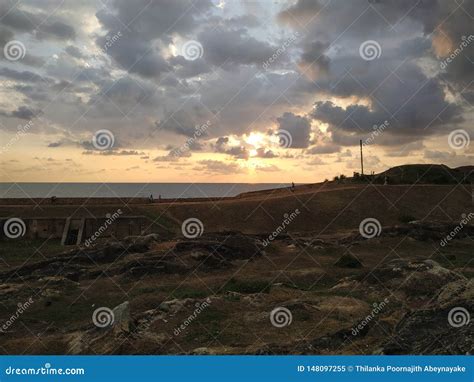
[1,216,151,245]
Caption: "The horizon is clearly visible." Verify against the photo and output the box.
[0,0,473,184]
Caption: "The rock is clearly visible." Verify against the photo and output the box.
[124,233,160,246]
[112,301,130,334]
[0,283,22,297]
[366,259,461,296]
[67,332,87,355]
[191,347,215,355]
[158,302,171,312]
[437,279,474,308]
[334,253,363,268]
[380,301,473,354]
[174,232,262,261]
[331,278,360,291]
[39,276,79,288]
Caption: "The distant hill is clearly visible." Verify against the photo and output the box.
[370,164,473,184]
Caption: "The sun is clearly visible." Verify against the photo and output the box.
[244,132,266,147]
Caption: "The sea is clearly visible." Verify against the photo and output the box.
[0,183,292,199]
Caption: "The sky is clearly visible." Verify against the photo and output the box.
[0,0,472,183]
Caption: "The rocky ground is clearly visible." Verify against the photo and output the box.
[0,221,472,355]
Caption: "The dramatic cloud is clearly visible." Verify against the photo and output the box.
[0,0,472,180]
[276,112,312,148]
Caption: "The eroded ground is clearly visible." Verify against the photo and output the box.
[0,221,472,355]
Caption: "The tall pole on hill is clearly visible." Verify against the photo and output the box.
[360,139,364,175]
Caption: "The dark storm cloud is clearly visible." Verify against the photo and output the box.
[156,105,214,137]
[96,32,171,78]
[169,56,211,78]
[255,148,277,158]
[0,4,75,40]
[198,26,276,68]
[277,0,324,27]
[65,45,84,59]
[96,0,212,42]
[0,67,46,83]
[95,0,213,78]
[297,40,330,80]
[275,112,312,148]
[0,106,41,120]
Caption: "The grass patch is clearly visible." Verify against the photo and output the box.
[0,239,64,267]
[398,214,416,223]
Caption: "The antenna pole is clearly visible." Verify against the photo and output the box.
[360,139,364,175]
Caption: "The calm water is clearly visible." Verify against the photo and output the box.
[0,183,291,199]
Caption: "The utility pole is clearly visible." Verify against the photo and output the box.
[360,139,364,176]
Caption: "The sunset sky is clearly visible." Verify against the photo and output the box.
[0,0,472,183]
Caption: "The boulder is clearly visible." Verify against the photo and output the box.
[112,301,130,334]
[334,253,363,268]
